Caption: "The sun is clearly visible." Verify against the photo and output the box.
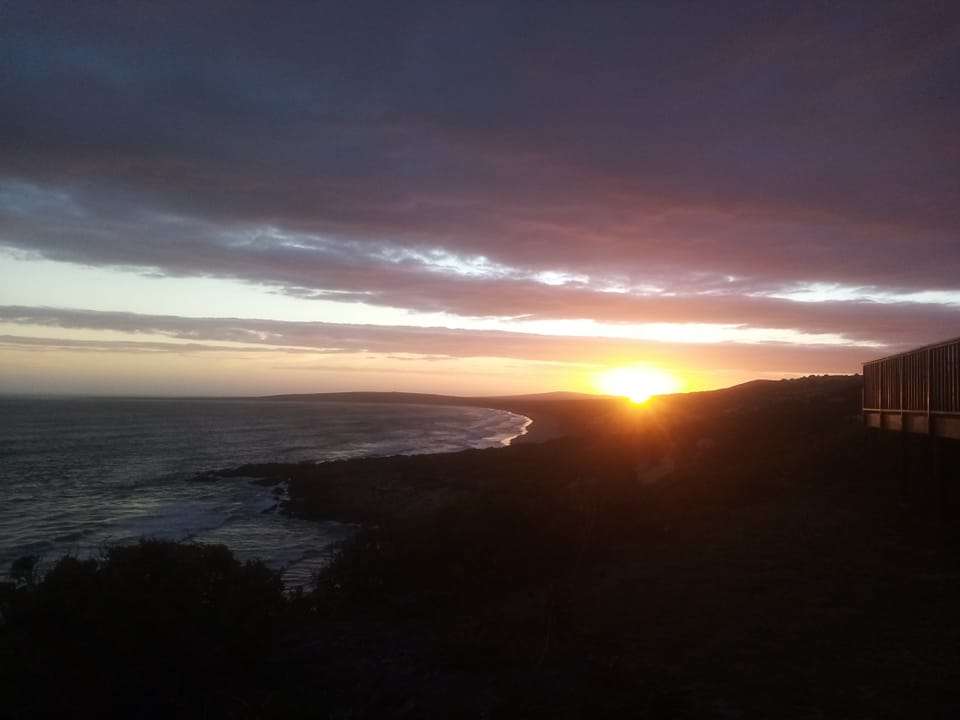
[594,366,680,404]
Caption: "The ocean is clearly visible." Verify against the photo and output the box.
[0,397,530,588]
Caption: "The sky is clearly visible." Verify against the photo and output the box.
[1,0,958,397]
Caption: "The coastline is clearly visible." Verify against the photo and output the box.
[258,391,628,448]
[185,395,634,534]
[502,409,562,445]
[466,397,624,445]
[16,377,935,719]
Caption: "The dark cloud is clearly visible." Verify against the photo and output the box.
[2,181,957,348]
[2,1,958,350]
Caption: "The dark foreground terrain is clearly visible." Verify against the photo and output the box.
[4,376,960,718]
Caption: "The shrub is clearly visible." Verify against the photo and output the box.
[1,540,287,718]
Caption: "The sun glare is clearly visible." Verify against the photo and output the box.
[595,366,680,404]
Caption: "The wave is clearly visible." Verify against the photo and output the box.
[0,399,529,588]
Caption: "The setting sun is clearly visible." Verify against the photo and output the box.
[594,366,681,403]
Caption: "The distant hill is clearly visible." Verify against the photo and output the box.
[260,390,611,404]
[259,376,864,444]
[259,389,625,444]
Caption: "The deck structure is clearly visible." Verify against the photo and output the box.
[863,336,960,440]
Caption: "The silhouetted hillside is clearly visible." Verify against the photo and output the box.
[6,374,960,718]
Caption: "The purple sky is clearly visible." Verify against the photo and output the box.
[1,1,958,395]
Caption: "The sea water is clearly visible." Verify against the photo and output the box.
[0,397,529,588]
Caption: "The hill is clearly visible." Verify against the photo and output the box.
[8,374,960,718]
[261,390,607,403]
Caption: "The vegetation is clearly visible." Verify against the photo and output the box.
[4,376,960,717]
[1,541,293,718]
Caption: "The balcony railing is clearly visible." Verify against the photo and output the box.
[863,336,960,440]
[863,336,960,415]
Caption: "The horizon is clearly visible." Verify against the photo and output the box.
[0,372,859,402]
[2,2,958,398]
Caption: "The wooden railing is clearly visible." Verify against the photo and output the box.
[863,336,960,416]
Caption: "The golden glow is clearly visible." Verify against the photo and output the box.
[594,366,680,403]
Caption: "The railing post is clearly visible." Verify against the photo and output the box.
[879,361,884,424]
[899,356,904,411]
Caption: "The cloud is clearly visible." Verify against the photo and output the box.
[2,182,958,348]
[0,305,877,374]
[2,0,958,354]
[0,334,354,355]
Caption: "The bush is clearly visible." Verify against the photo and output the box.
[1,540,287,718]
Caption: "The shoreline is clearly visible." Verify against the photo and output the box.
[185,396,631,534]
[502,409,563,445]
[256,391,626,447]
[194,407,588,527]
[457,396,624,445]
